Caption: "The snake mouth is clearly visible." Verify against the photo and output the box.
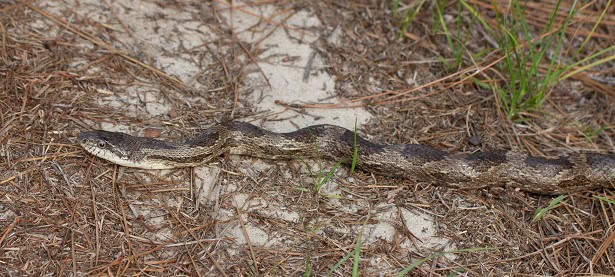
[79,131,118,161]
[81,143,135,167]
[78,130,177,169]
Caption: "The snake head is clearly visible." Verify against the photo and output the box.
[79,130,134,165]
[79,130,179,168]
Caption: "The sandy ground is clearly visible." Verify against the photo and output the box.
[1,0,614,276]
[43,0,448,256]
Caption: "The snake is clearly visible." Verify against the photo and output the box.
[79,121,615,194]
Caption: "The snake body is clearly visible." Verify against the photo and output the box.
[79,121,615,194]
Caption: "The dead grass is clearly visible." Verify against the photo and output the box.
[1,0,614,276]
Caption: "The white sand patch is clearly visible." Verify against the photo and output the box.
[194,166,222,206]
[398,208,455,258]
[132,199,174,243]
[257,208,300,224]
[224,221,270,246]
[142,91,172,117]
[357,204,454,255]
[42,0,215,120]
[94,86,171,118]
[0,209,17,222]
[99,122,132,133]
[216,2,373,132]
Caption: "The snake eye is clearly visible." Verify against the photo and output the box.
[97,141,107,148]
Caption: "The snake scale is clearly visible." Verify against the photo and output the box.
[79,121,615,194]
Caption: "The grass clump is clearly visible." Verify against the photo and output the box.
[388,0,614,121]
[491,0,573,120]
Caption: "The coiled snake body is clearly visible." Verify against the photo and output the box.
[79,121,615,194]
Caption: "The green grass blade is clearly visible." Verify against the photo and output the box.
[352,215,369,277]
[303,257,311,277]
[560,52,615,80]
[327,215,370,276]
[533,195,567,222]
[300,158,319,190]
[573,0,612,57]
[307,126,328,189]
[536,0,576,105]
[459,0,492,33]
[398,0,425,38]
[396,255,434,277]
[316,159,344,192]
[582,125,605,142]
[390,0,401,17]
[349,118,358,175]
[593,195,615,205]
[435,0,454,55]
[327,251,354,276]
[554,45,613,83]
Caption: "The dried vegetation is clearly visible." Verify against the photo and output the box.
[1,0,614,276]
